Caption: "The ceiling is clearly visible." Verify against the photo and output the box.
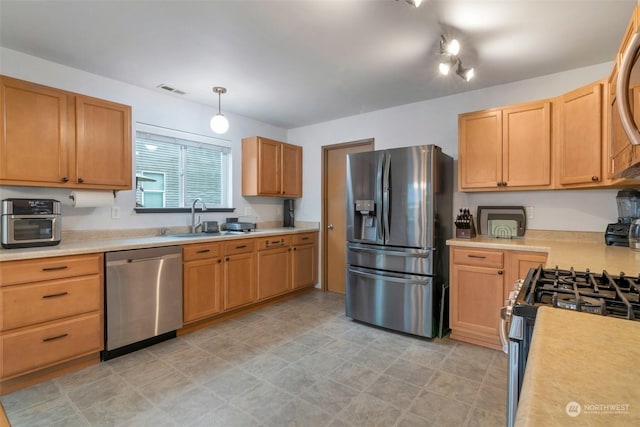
[0,0,635,129]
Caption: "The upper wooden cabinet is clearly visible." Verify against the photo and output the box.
[458,100,552,191]
[0,75,132,190]
[609,5,640,180]
[242,136,302,198]
[556,81,605,187]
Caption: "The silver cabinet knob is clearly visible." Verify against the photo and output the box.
[327,224,334,230]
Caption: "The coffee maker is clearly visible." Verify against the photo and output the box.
[283,199,295,228]
[605,190,640,246]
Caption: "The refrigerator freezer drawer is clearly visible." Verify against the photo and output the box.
[347,243,433,275]
[346,266,435,338]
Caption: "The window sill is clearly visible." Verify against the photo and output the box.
[135,207,236,214]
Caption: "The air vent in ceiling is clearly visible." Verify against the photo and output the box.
[156,84,186,95]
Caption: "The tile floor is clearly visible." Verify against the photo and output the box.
[1,291,507,427]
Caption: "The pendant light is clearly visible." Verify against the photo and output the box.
[210,86,229,134]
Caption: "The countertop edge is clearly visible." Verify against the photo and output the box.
[0,227,319,261]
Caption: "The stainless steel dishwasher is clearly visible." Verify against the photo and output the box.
[103,245,183,360]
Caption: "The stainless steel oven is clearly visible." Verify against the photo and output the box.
[1,199,61,248]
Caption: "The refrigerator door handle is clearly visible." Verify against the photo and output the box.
[375,153,384,242]
[348,246,433,258]
[348,267,429,285]
[382,151,391,242]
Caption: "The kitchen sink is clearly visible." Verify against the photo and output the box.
[162,233,218,239]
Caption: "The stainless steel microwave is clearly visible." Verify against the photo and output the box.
[1,199,61,249]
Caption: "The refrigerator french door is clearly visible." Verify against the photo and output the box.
[345,145,452,338]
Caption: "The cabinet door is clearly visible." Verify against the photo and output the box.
[75,95,131,189]
[257,246,291,299]
[183,257,223,323]
[223,252,256,310]
[282,143,302,197]
[450,264,504,348]
[502,101,552,188]
[558,83,603,185]
[0,76,69,185]
[292,244,317,289]
[458,109,503,189]
[257,138,281,195]
[504,251,547,300]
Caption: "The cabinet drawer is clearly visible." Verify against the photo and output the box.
[292,232,316,246]
[0,254,102,286]
[452,248,503,268]
[183,242,221,261]
[1,312,102,379]
[223,239,255,255]
[257,235,290,251]
[1,275,101,331]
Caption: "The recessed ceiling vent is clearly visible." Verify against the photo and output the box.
[156,84,186,95]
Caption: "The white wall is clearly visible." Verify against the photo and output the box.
[0,48,632,233]
[288,62,628,232]
[0,48,287,231]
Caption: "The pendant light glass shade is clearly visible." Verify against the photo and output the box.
[210,114,229,134]
[210,86,229,134]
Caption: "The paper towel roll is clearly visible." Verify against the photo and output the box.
[69,190,114,208]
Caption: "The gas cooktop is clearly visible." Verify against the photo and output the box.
[514,266,640,321]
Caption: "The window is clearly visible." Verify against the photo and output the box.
[135,125,232,211]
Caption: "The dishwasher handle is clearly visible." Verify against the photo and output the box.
[107,253,182,266]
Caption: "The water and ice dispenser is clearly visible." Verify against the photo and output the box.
[354,199,377,241]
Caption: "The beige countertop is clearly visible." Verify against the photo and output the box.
[0,225,319,262]
[515,306,640,426]
[447,230,640,273]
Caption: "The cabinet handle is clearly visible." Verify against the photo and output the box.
[301,237,309,241]
[293,247,297,251]
[61,177,69,183]
[498,270,503,275]
[196,249,211,254]
[236,245,247,249]
[591,176,599,181]
[43,333,68,343]
[42,266,68,272]
[77,177,84,183]
[217,259,222,264]
[42,292,68,299]
[467,255,486,259]
[226,257,230,261]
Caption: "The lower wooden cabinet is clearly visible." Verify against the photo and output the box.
[183,242,223,324]
[449,246,547,350]
[223,239,257,310]
[291,233,317,289]
[0,253,104,389]
[257,236,291,300]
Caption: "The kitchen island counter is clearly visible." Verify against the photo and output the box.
[515,306,640,426]
[0,225,319,262]
[447,230,640,273]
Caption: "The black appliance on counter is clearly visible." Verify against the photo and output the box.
[605,189,640,247]
[501,265,640,427]
[283,199,295,228]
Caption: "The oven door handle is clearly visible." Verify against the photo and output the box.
[499,306,510,354]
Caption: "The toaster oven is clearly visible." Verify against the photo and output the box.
[1,199,61,249]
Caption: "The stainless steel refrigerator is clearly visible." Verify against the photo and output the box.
[345,145,453,338]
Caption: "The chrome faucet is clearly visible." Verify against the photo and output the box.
[191,198,208,233]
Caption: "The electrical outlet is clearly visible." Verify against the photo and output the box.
[111,206,121,219]
[525,206,534,220]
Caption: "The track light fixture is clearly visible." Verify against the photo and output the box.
[397,0,423,8]
[210,86,229,134]
[439,35,474,82]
